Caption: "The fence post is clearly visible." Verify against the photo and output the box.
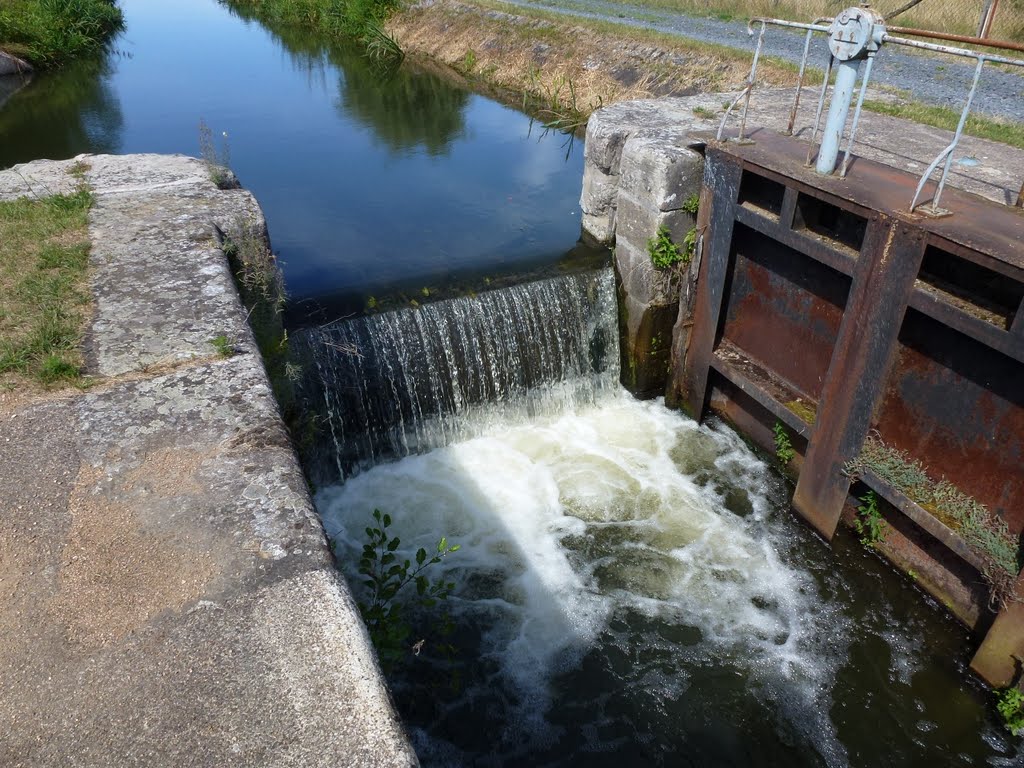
[978,0,999,38]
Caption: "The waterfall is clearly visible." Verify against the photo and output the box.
[294,268,619,481]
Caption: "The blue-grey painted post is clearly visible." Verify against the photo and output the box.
[815,59,861,175]
[814,7,885,175]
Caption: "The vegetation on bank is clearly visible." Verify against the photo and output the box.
[222,0,402,58]
[863,98,1024,152]
[0,175,93,388]
[0,0,123,69]
[390,0,793,125]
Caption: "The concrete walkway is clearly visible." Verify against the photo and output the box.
[0,156,417,766]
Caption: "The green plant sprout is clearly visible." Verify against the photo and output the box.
[198,119,232,189]
[209,334,234,358]
[853,490,886,547]
[773,421,795,465]
[648,226,686,269]
[997,687,1024,737]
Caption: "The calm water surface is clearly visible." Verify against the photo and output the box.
[0,0,594,324]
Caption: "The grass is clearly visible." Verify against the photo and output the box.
[0,186,93,387]
[449,0,1024,149]
[209,334,235,358]
[862,98,1024,151]
[0,0,124,69]
[846,435,1020,606]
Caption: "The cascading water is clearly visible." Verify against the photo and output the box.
[305,272,1021,766]
[294,268,618,482]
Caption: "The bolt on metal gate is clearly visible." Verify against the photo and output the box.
[717,5,1024,216]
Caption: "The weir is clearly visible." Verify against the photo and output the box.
[582,7,1024,690]
[295,268,618,483]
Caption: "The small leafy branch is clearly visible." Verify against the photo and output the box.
[997,686,1024,737]
[355,509,460,671]
[853,490,887,547]
[648,226,686,269]
[773,421,795,465]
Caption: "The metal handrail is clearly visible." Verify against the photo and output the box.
[715,10,1024,215]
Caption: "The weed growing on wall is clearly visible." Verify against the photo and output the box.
[648,226,686,269]
[350,509,460,672]
[198,119,233,189]
[853,490,886,547]
[773,421,795,465]
[845,434,1020,607]
[681,193,700,215]
[998,687,1024,737]
[209,334,235,358]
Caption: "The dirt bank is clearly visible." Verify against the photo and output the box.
[387,0,792,121]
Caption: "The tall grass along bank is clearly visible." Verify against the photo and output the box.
[0,0,123,69]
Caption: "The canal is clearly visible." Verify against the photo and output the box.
[2,1,1021,765]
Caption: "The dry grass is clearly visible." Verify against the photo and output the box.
[388,0,795,122]
[595,0,1024,41]
[0,183,92,389]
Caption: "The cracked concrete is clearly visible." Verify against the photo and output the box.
[0,155,417,766]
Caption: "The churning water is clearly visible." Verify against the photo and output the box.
[308,274,1022,766]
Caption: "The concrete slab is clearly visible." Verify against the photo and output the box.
[0,156,418,766]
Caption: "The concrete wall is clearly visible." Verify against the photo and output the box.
[0,155,418,766]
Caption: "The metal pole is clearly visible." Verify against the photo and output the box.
[806,55,834,166]
[816,58,861,175]
[787,28,816,135]
[980,0,1000,39]
[932,58,986,211]
[839,53,875,178]
[738,22,767,142]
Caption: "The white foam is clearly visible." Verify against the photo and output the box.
[317,393,850,762]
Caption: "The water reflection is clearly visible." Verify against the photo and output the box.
[226,5,469,157]
[0,0,590,324]
[0,59,123,167]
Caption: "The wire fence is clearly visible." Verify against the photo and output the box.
[666,1,1024,41]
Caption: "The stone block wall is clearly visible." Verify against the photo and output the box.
[581,99,713,397]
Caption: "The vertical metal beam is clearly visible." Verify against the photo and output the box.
[792,218,926,540]
[971,567,1024,687]
[1011,297,1024,336]
[679,151,743,419]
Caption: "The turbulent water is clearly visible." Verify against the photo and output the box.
[308,275,1021,766]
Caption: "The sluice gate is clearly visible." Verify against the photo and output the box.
[666,8,1024,687]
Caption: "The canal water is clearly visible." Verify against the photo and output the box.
[0,0,595,325]
[3,2,1022,765]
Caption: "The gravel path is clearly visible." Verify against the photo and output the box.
[505,0,1024,122]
